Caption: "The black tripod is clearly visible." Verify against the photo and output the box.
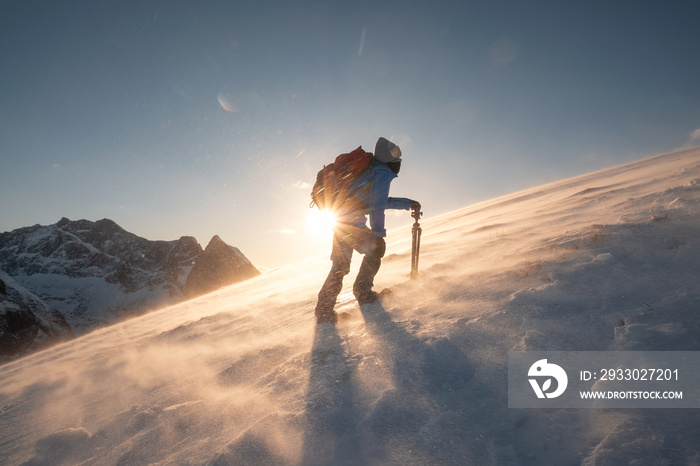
[410,206,422,280]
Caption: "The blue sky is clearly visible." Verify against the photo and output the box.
[2,1,700,268]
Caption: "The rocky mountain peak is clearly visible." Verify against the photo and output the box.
[205,234,228,251]
[184,235,260,297]
[0,219,260,362]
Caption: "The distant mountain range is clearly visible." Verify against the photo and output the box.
[0,218,260,363]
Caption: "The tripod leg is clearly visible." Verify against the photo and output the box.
[414,226,422,274]
[411,225,420,279]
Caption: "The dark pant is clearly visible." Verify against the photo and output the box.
[315,225,386,317]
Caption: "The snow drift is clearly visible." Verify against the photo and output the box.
[1,147,699,464]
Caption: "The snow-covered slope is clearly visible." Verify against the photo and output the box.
[1,148,699,464]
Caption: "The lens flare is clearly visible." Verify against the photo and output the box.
[307,209,336,237]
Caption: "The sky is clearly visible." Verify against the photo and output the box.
[1,0,700,269]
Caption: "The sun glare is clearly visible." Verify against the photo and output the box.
[307,209,336,236]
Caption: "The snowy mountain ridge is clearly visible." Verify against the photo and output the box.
[0,270,73,361]
[1,147,699,464]
[0,218,260,360]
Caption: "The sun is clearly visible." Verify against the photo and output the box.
[307,209,337,237]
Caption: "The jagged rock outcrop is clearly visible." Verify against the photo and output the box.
[0,270,73,363]
[0,218,259,348]
[184,235,261,297]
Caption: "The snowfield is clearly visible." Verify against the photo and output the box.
[2,147,700,465]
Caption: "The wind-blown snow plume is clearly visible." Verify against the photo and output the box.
[688,127,700,146]
[1,148,700,464]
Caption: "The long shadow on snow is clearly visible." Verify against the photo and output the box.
[301,302,517,464]
[359,302,516,464]
[301,322,363,465]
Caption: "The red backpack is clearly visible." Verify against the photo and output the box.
[309,146,373,211]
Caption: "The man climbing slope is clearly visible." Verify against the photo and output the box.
[315,137,420,324]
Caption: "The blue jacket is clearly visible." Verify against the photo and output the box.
[341,162,413,237]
